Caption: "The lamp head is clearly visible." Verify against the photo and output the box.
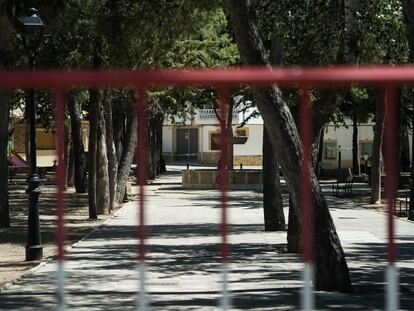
[21,8,44,52]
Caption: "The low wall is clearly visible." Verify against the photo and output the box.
[182,169,262,190]
[164,152,262,166]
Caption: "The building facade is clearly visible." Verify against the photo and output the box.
[162,109,412,173]
[162,108,264,166]
[10,118,89,167]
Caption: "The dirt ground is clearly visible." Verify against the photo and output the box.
[0,181,125,289]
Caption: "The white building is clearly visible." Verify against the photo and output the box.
[162,109,411,173]
[163,108,264,166]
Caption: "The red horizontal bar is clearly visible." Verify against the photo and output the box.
[1,65,414,89]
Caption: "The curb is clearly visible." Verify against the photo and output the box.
[0,258,52,293]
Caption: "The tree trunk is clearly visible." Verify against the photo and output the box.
[148,114,157,180]
[403,0,414,217]
[403,0,414,63]
[96,92,110,215]
[63,120,71,190]
[67,144,75,187]
[0,89,10,228]
[88,38,105,218]
[88,89,99,219]
[112,97,126,162]
[227,0,352,292]
[287,196,300,252]
[227,100,234,170]
[344,0,360,176]
[156,114,165,174]
[343,0,360,64]
[104,92,118,211]
[352,109,359,175]
[396,89,403,176]
[316,128,325,177]
[395,88,404,176]
[401,133,410,172]
[67,93,88,193]
[343,0,361,176]
[370,91,385,204]
[0,12,14,228]
[262,124,286,231]
[116,101,137,202]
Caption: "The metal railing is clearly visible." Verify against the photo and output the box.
[0,66,409,310]
[198,108,238,120]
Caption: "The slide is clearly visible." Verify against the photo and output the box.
[7,150,28,167]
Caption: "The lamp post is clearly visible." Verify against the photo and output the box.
[186,103,194,170]
[337,145,342,177]
[21,8,44,261]
[186,130,190,170]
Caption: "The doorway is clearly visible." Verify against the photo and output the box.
[176,128,198,162]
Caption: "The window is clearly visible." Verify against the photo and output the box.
[360,142,373,157]
[235,128,248,137]
[323,141,337,160]
[210,133,220,151]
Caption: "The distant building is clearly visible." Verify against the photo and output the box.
[8,108,410,174]
[321,121,377,175]
[162,107,264,166]
[163,109,412,174]
[9,116,89,167]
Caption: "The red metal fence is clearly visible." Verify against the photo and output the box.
[0,66,408,310]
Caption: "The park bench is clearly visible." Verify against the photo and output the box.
[332,172,354,198]
[8,166,52,183]
[7,150,55,182]
[395,196,410,216]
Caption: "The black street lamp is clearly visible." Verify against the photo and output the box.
[21,8,44,261]
[337,145,342,177]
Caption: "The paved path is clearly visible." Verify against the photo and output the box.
[1,170,414,310]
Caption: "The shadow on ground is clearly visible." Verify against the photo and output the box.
[1,171,413,310]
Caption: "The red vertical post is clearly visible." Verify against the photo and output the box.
[54,89,66,310]
[135,87,147,262]
[384,87,397,264]
[218,87,229,264]
[135,87,148,310]
[299,88,314,311]
[384,87,398,310]
[218,87,230,310]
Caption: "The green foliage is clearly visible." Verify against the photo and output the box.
[4,0,412,129]
[336,87,375,125]
[160,9,238,69]
[357,0,409,64]
[5,1,234,125]
[251,0,410,128]
[149,8,239,117]
[255,0,342,65]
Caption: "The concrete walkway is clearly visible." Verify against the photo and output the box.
[1,169,414,310]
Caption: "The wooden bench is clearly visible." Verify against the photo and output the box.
[8,166,53,183]
[395,196,410,216]
[332,175,354,197]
